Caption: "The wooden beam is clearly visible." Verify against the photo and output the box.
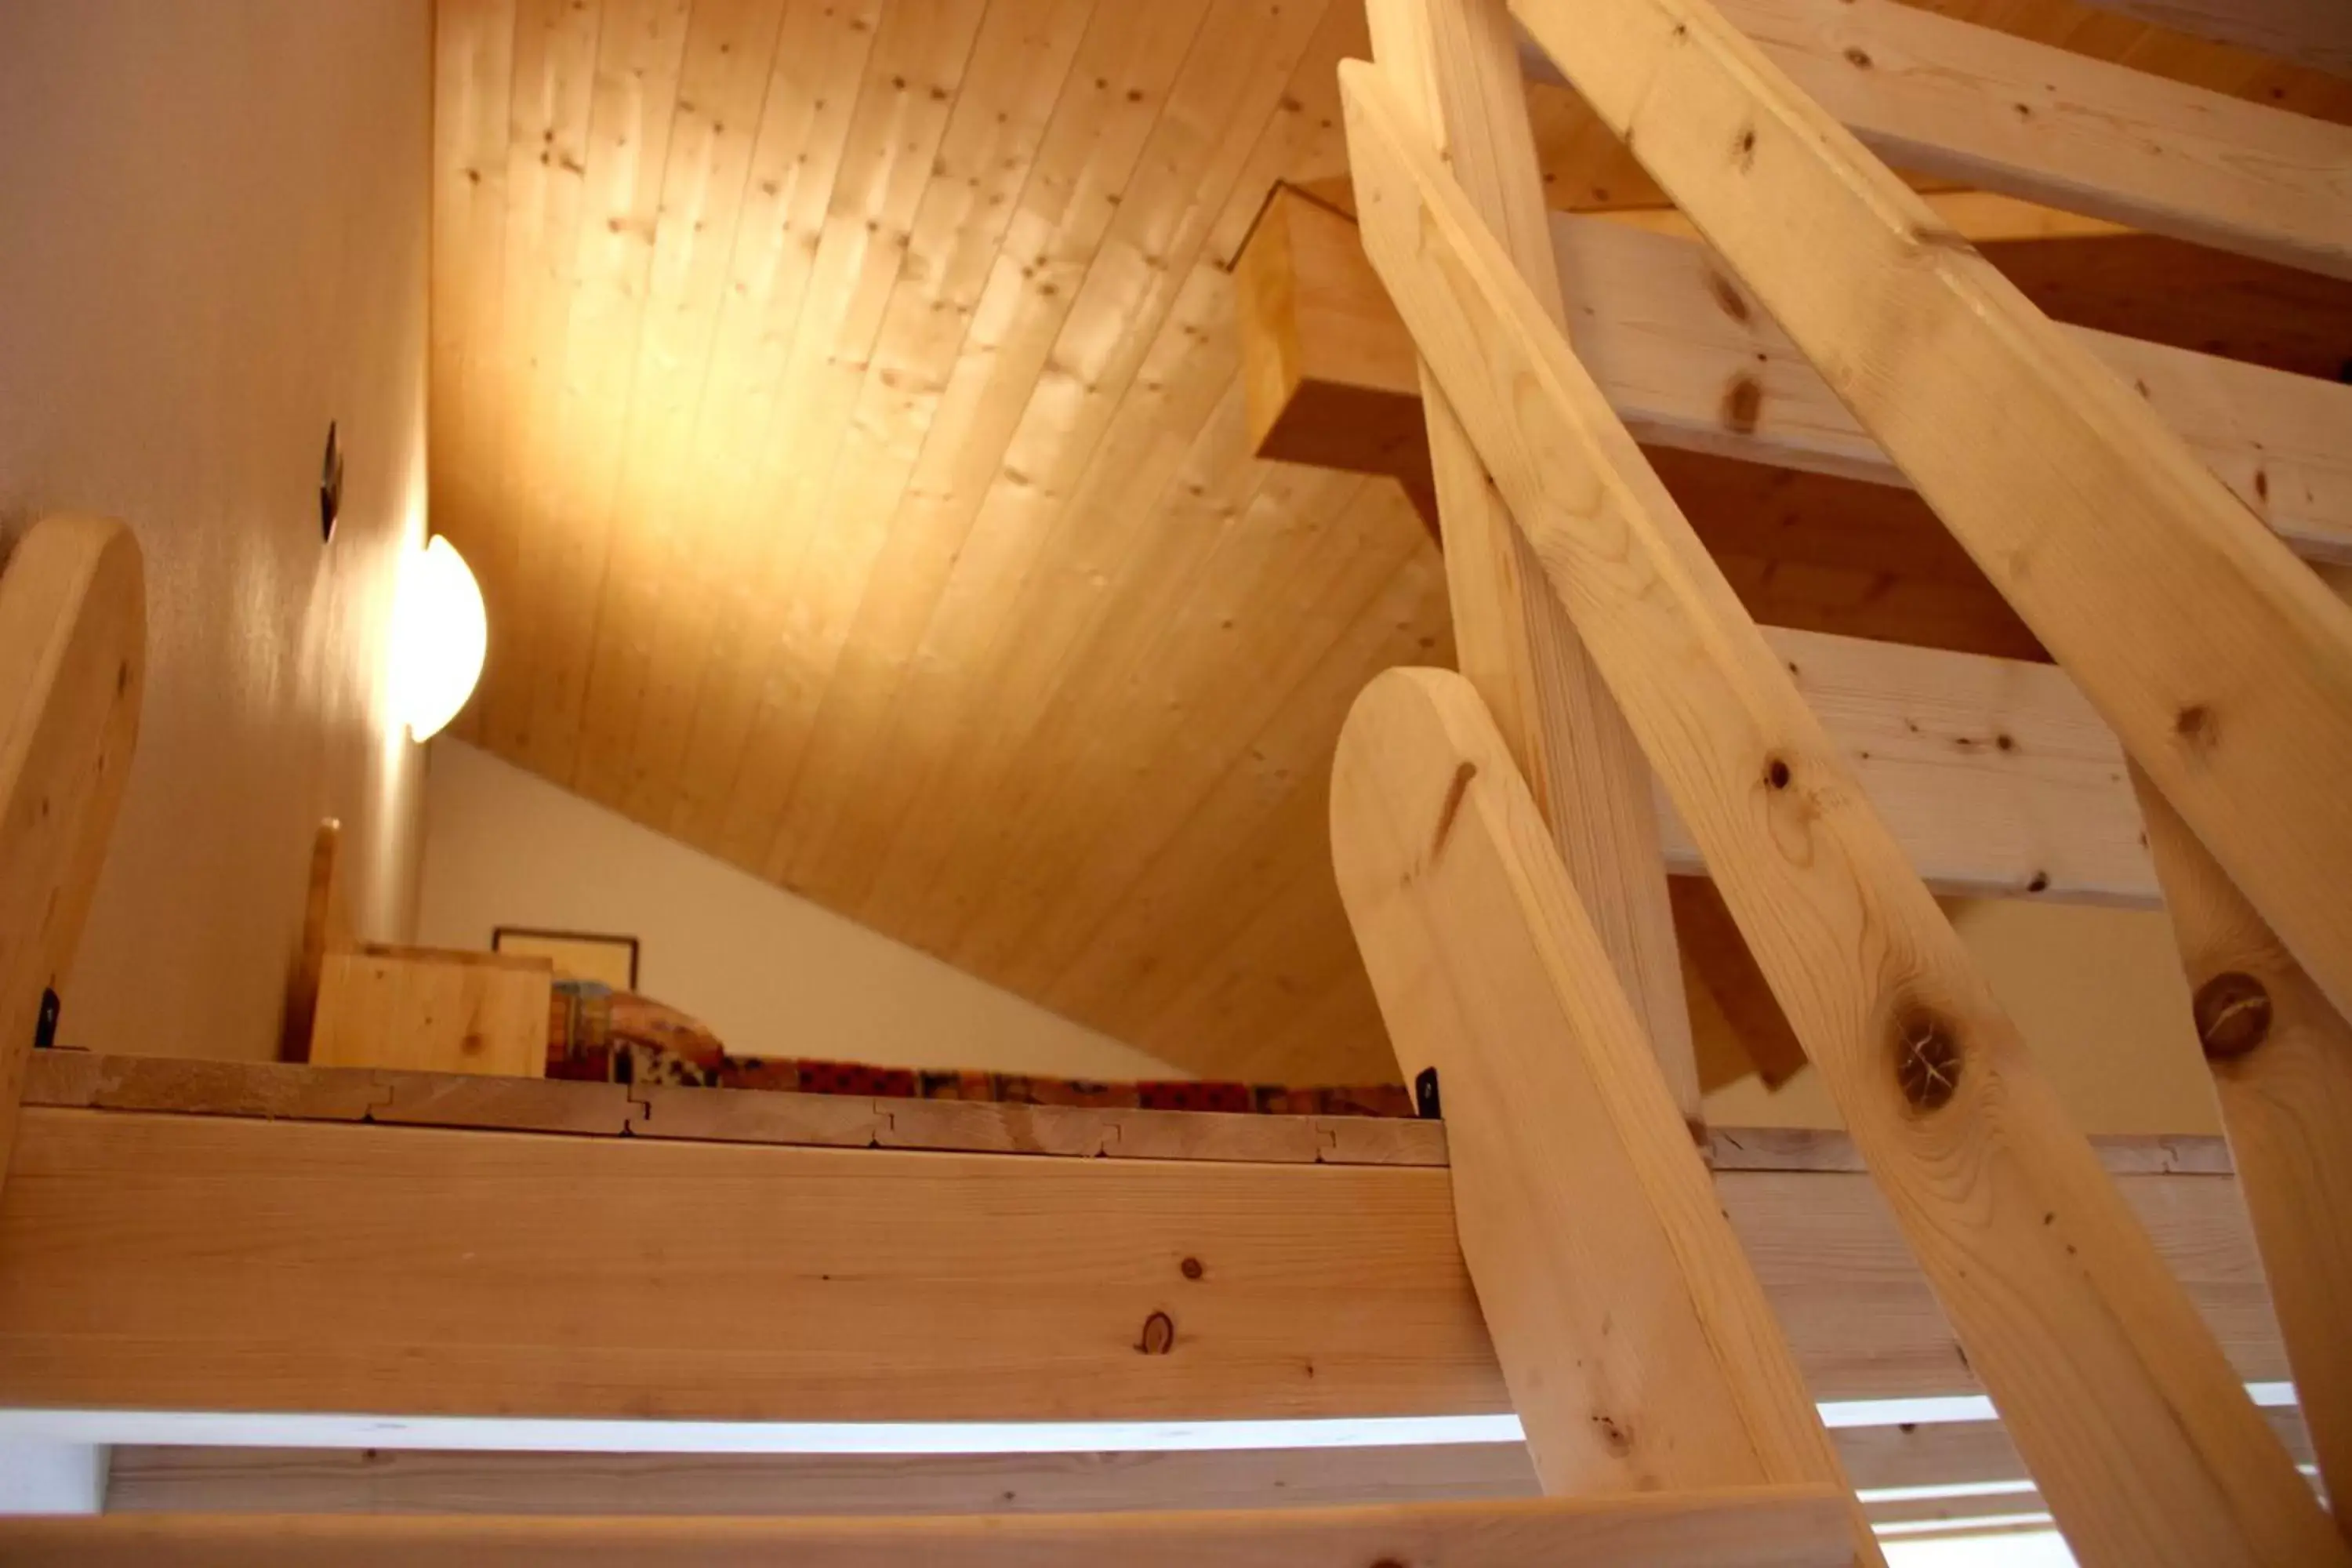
[2069,0,2352,82]
[1237,188,2352,567]
[1513,0,2352,277]
[1338,59,2339,1566]
[95,1410,2321,1515]
[2132,768,2352,1541]
[1515,0,2352,1036]
[1331,670,1871,1556]
[0,1107,2285,1417]
[0,1490,1857,1568]
[0,515,143,1196]
[1364,0,1699,1122]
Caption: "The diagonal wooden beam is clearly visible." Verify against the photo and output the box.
[1333,667,1876,1558]
[1512,0,2352,277]
[1515,0,2352,1035]
[0,516,143,1198]
[1363,0,1699,1122]
[1338,58,2342,1565]
[2132,769,2352,1544]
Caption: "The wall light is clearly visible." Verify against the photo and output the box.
[390,535,486,742]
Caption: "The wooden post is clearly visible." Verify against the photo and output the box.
[1364,0,1698,1123]
[0,515,143,1193]
[1337,62,2344,1566]
[1332,669,1879,1559]
[2132,764,2352,1544]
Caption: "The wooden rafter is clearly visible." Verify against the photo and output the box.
[1236,187,2352,567]
[1338,56,2339,1563]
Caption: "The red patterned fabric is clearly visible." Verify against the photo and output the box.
[545,981,1415,1119]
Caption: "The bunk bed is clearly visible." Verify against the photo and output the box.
[2,0,2349,1562]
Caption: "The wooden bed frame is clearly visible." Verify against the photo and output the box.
[2,0,2349,1560]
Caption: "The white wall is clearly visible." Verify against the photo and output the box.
[1704,898,2226,1136]
[418,740,1186,1079]
[2,1,434,1059]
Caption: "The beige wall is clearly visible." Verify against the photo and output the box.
[1704,898,2226,1135]
[418,740,1188,1079]
[1,2,434,1059]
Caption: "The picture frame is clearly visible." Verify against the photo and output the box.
[491,927,640,991]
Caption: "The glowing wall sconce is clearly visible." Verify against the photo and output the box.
[390,535,486,742]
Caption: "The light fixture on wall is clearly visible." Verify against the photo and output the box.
[390,535,486,742]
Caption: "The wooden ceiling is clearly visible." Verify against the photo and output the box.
[428,0,2352,1082]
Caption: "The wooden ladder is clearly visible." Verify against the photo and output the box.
[1327,0,2352,1563]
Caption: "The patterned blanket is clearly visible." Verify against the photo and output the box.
[543,979,1416,1119]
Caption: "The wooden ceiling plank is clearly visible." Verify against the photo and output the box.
[626,0,993,862]
[852,269,1252,955]
[622,0,1102,831]
[503,0,697,783]
[760,0,1342,915]
[1706,0,2352,277]
[646,0,888,848]
[1045,506,1446,1043]
[0,1108,2283,1414]
[927,399,1311,994]
[477,0,616,761]
[1342,56,2337,1562]
[0,1491,1859,1568]
[688,0,1220,870]
[427,0,520,750]
[1000,467,1408,1017]
[565,0,796,812]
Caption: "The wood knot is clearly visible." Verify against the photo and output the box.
[2174,703,2217,755]
[1764,755,1792,791]
[1591,1413,1634,1456]
[1893,1008,1962,1111]
[1137,1311,1176,1355]
[2192,972,2270,1059]
[1180,1256,1204,1280]
[1721,373,1763,434]
[1732,125,1757,170]
[1704,269,1751,325]
[1843,45,1872,67]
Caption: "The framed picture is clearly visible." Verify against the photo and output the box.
[492,927,640,991]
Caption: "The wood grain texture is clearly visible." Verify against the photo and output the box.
[2133,766,2352,1540]
[1339,60,2337,1566]
[0,1490,1857,1568]
[1240,191,2352,565]
[1332,668,1873,1556]
[99,1409,2318,1515]
[308,947,553,1078]
[0,1108,2282,1417]
[427,0,2352,1083]
[2061,0,2351,85]
[1699,0,2352,274]
[1515,0,2352,1040]
[0,515,143,1195]
[1365,0,1697,1119]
